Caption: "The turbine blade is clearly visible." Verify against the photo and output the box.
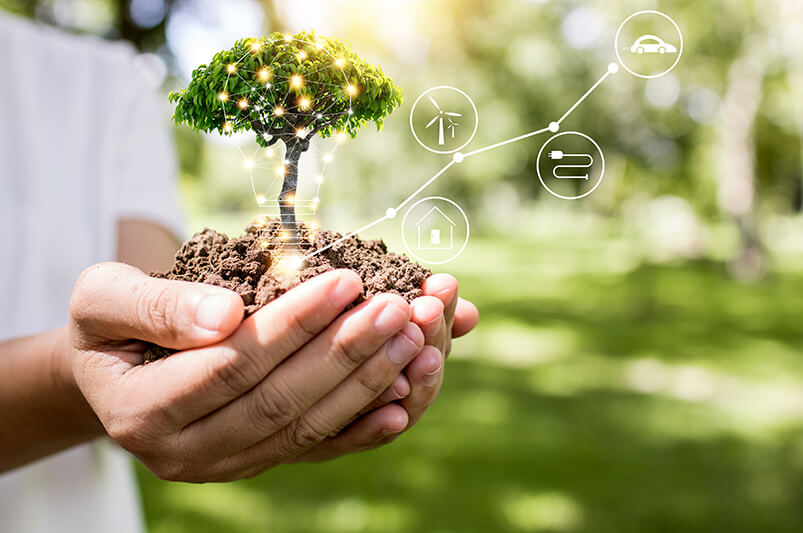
[428,95,441,111]
[445,112,462,116]
[425,115,439,128]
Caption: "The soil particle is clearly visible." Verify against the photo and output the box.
[144,218,430,361]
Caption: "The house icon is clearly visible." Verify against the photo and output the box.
[416,206,456,250]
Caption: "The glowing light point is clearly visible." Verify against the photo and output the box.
[385,208,397,219]
[298,51,307,60]
[299,96,311,110]
[346,84,357,96]
[256,194,265,204]
[323,154,333,162]
[274,106,284,116]
[453,152,465,163]
[335,58,345,68]
[290,74,303,88]
[608,62,620,74]
[250,41,262,52]
[316,113,323,119]
[336,132,347,143]
[218,91,229,102]
[244,159,254,169]
[313,197,320,205]
[315,175,323,183]
[238,98,249,109]
[283,34,292,43]
[347,108,354,115]
[548,122,560,132]
[222,121,233,133]
[260,240,270,250]
[296,127,307,138]
[258,68,270,82]
[226,63,236,74]
[266,82,272,88]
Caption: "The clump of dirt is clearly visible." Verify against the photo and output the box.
[144,218,430,361]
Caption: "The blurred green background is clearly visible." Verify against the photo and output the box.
[4,0,802,531]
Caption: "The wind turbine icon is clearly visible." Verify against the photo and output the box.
[425,95,462,145]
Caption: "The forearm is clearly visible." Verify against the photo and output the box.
[0,327,103,472]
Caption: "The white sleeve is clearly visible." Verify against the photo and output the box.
[110,55,185,241]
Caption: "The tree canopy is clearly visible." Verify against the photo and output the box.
[169,30,403,147]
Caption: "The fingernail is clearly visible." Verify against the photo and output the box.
[374,303,408,336]
[387,331,421,364]
[195,293,234,332]
[422,367,441,387]
[330,276,359,308]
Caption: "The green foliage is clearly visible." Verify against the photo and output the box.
[169,30,403,146]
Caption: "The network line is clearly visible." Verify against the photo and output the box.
[300,64,618,261]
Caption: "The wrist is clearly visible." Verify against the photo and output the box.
[47,327,104,439]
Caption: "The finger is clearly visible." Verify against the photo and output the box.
[179,294,413,454]
[357,373,411,415]
[70,262,244,350]
[223,322,424,470]
[421,274,459,322]
[453,297,479,338]
[380,345,444,446]
[130,269,363,426]
[290,404,409,463]
[410,296,445,339]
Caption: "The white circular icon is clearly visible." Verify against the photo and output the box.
[615,10,683,79]
[536,131,605,200]
[401,196,470,265]
[410,87,479,155]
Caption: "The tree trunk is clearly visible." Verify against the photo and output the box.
[715,37,767,280]
[278,140,307,247]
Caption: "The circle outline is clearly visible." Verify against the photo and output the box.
[614,10,683,79]
[409,86,479,155]
[401,196,470,265]
[536,131,606,200]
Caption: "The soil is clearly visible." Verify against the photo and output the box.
[143,218,430,361]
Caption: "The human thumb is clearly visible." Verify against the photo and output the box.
[70,262,244,350]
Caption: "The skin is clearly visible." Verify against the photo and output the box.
[0,220,479,479]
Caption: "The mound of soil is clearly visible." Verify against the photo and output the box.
[144,218,430,361]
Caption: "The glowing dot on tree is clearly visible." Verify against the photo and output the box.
[251,41,262,52]
[256,194,265,204]
[290,74,303,88]
[218,91,229,102]
[222,121,233,133]
[296,127,307,138]
[274,106,284,116]
[298,96,311,110]
[315,175,323,183]
[226,63,236,74]
[315,41,324,50]
[258,68,270,81]
[298,51,307,60]
[335,58,345,68]
[244,159,254,169]
[336,132,347,143]
[238,98,249,109]
[283,34,292,43]
[346,84,357,96]
[323,154,333,162]
[316,113,323,119]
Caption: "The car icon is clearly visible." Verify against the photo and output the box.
[630,35,677,55]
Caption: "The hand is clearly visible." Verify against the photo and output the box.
[70,262,425,481]
[289,273,479,461]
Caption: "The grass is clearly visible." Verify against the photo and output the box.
[136,232,803,533]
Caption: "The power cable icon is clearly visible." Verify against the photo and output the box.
[547,150,594,180]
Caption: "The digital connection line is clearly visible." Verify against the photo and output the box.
[300,63,619,262]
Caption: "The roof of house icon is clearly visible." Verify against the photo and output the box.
[415,206,456,227]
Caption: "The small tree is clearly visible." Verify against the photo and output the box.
[169,30,402,243]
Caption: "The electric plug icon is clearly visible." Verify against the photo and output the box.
[547,150,593,179]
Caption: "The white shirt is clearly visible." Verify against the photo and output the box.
[0,12,184,533]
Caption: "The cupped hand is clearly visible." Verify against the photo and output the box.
[70,262,426,481]
[290,273,479,461]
